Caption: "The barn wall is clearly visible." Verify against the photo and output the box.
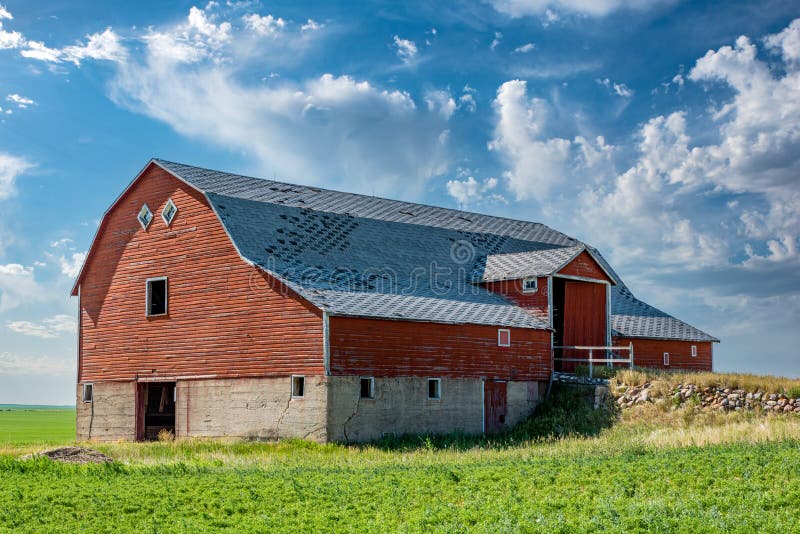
[328,317,552,381]
[482,276,549,322]
[76,381,136,442]
[175,376,328,442]
[326,376,541,442]
[614,337,713,371]
[78,164,324,382]
[557,251,612,282]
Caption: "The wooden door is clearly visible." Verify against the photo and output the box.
[135,382,146,442]
[561,280,607,372]
[484,381,507,433]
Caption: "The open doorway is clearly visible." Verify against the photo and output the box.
[136,382,176,441]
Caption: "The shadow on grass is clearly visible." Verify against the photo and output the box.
[368,384,619,452]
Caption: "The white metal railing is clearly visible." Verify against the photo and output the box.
[553,342,634,379]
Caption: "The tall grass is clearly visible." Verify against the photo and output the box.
[613,368,800,394]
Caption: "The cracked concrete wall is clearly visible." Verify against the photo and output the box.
[175,376,328,442]
[327,377,540,443]
[76,381,136,442]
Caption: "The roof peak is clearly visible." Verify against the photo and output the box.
[152,158,577,245]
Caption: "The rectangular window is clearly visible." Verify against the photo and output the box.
[663,352,670,366]
[146,277,168,316]
[292,375,305,398]
[691,345,697,357]
[82,383,93,403]
[428,378,441,400]
[522,278,538,293]
[360,377,375,399]
[498,328,511,347]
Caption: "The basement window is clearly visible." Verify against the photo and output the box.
[663,352,670,366]
[161,198,178,226]
[292,375,305,398]
[498,329,511,347]
[428,378,441,400]
[137,204,153,230]
[691,345,697,357]
[522,278,538,293]
[146,277,168,317]
[360,377,375,399]
[82,383,93,403]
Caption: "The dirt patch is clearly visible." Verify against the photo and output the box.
[24,447,112,464]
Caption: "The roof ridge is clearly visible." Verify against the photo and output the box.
[152,158,576,241]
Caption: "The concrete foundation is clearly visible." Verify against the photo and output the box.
[76,381,137,442]
[176,376,327,442]
[77,376,542,443]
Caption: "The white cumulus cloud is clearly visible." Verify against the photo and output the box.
[7,314,77,339]
[393,35,418,63]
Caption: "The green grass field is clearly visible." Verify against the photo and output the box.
[0,393,799,532]
[0,405,75,445]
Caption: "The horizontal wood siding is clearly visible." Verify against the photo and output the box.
[482,277,549,322]
[557,251,612,282]
[614,337,713,371]
[329,317,552,381]
[79,165,324,382]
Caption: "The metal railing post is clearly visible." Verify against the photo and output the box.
[629,342,634,368]
[589,348,593,379]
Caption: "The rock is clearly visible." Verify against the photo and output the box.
[22,447,112,464]
[769,394,778,401]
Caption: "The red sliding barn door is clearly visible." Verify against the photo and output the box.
[561,280,607,372]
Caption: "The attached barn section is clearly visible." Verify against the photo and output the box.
[73,159,718,443]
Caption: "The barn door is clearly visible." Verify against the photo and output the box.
[483,381,507,433]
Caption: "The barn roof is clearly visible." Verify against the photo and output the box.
[82,159,717,340]
[475,245,615,283]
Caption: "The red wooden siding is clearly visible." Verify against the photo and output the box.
[78,164,324,382]
[482,277,549,322]
[329,317,552,381]
[614,337,713,371]
[558,251,612,283]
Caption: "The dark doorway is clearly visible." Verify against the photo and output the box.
[136,382,176,441]
[484,381,507,433]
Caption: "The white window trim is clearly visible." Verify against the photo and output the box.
[360,376,375,399]
[691,345,697,357]
[521,277,538,293]
[663,352,670,366]
[161,198,178,227]
[498,328,511,347]
[82,383,93,403]
[145,277,169,317]
[137,204,153,230]
[291,375,305,399]
[427,377,441,400]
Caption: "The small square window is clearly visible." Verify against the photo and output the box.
[146,278,168,316]
[82,383,93,403]
[522,278,538,293]
[691,345,697,357]
[663,352,670,366]
[360,377,375,399]
[498,329,511,347]
[161,198,178,226]
[428,378,441,400]
[292,375,305,398]
[137,204,153,229]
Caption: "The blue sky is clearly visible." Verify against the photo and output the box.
[0,0,798,404]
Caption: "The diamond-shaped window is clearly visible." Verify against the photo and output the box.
[162,198,178,226]
[137,204,153,230]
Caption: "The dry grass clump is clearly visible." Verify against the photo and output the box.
[612,369,800,394]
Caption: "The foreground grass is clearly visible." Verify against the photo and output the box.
[1,388,800,532]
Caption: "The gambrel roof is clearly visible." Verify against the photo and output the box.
[73,159,718,341]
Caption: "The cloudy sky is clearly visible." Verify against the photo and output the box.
[0,0,798,404]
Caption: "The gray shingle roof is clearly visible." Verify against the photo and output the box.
[477,245,585,282]
[154,159,717,341]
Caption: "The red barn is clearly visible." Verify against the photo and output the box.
[72,160,718,442]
